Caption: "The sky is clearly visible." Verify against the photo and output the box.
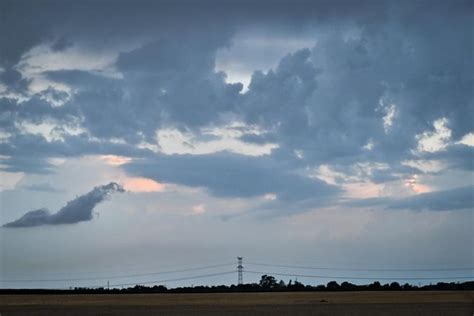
[0,0,473,289]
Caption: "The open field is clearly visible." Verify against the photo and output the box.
[1,291,473,315]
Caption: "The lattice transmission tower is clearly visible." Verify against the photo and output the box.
[237,257,243,285]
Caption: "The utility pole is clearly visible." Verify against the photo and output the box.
[237,257,243,285]
[107,280,110,290]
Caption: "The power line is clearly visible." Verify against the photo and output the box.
[244,270,474,281]
[245,262,474,272]
[2,259,472,285]
[0,262,235,283]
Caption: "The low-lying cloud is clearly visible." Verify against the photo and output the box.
[3,182,124,228]
[346,186,473,212]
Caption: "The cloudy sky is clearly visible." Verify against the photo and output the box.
[0,0,473,288]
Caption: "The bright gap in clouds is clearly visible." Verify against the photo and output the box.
[99,155,132,166]
[456,132,474,147]
[416,118,452,153]
[17,38,144,96]
[18,121,85,142]
[404,175,431,194]
[156,123,278,156]
[215,31,316,91]
[312,162,436,199]
[377,99,397,134]
[402,160,446,173]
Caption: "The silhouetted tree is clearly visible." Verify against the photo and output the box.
[287,279,305,291]
[340,281,357,291]
[277,280,286,289]
[403,283,413,290]
[389,282,401,290]
[1,277,472,295]
[327,281,340,291]
[368,281,381,290]
[259,275,277,289]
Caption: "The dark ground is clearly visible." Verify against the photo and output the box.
[1,291,473,316]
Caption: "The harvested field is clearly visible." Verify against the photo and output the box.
[1,291,473,315]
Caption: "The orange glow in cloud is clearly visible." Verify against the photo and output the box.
[405,175,431,194]
[411,184,431,194]
[123,177,165,192]
[99,155,132,166]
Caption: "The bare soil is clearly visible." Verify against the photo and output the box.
[1,291,473,315]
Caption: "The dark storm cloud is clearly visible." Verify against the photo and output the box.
[0,95,78,135]
[236,11,473,168]
[1,0,361,91]
[240,48,318,127]
[40,27,242,142]
[0,0,472,213]
[53,33,240,142]
[3,182,125,227]
[5,0,471,143]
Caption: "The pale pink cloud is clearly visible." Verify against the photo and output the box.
[123,177,165,192]
[191,204,206,215]
[99,155,132,166]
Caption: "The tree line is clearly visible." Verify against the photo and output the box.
[1,275,472,294]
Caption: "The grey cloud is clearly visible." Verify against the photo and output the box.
[0,156,55,174]
[51,36,73,52]
[425,144,474,172]
[347,186,473,212]
[0,68,30,93]
[1,0,472,203]
[389,186,473,211]
[0,95,78,135]
[0,0,387,67]
[0,130,91,174]
[124,152,339,205]
[3,182,125,228]
[0,130,155,174]
[241,48,318,126]
[44,31,242,142]
[230,2,472,181]
[45,71,148,143]
[115,34,242,131]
